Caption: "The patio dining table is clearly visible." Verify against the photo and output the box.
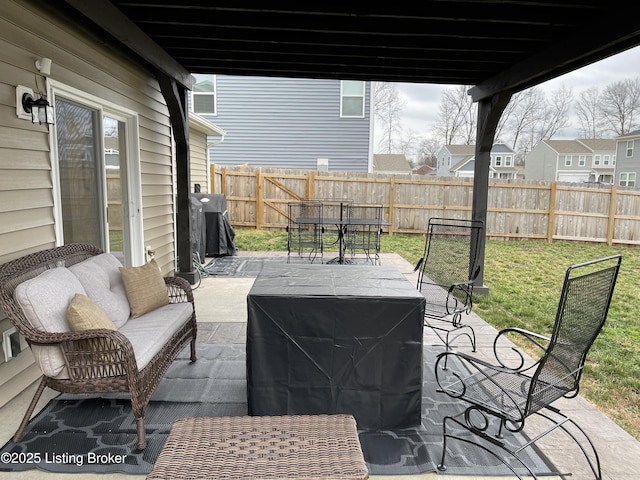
[295,202,388,264]
[246,263,426,430]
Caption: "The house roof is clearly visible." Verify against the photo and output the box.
[617,129,640,139]
[577,139,616,151]
[451,155,475,172]
[54,2,640,101]
[373,154,411,172]
[445,145,476,156]
[543,140,592,154]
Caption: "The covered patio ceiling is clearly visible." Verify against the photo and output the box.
[56,1,640,101]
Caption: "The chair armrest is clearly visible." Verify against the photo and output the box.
[165,276,194,304]
[30,328,140,381]
[493,327,551,370]
[434,350,529,424]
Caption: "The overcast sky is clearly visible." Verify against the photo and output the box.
[384,44,640,142]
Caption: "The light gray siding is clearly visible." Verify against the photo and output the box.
[615,131,640,187]
[201,75,372,171]
[524,142,559,181]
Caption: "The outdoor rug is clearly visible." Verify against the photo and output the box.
[0,344,557,477]
[203,255,380,277]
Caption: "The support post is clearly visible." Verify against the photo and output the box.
[472,90,512,294]
[158,74,194,284]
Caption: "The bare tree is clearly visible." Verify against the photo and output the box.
[600,78,640,136]
[433,85,475,144]
[575,87,605,138]
[374,82,405,153]
[415,137,440,167]
[491,85,571,162]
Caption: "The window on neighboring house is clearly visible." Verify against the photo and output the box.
[613,155,616,166]
[495,156,502,166]
[603,155,610,166]
[627,140,634,157]
[191,74,216,114]
[340,80,365,117]
[594,155,601,166]
[620,172,636,187]
[579,155,586,166]
[565,155,572,166]
[505,155,512,166]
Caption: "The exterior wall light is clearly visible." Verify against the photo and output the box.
[22,92,54,125]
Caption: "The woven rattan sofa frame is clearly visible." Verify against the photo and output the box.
[0,243,198,450]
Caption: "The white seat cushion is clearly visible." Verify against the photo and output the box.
[118,302,194,370]
[69,253,131,328]
[13,267,86,378]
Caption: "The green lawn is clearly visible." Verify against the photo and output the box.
[233,227,640,440]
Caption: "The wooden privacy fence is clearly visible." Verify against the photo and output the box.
[210,164,640,246]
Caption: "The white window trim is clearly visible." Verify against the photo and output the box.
[340,80,365,118]
[579,155,586,167]
[191,74,217,115]
[565,155,572,166]
[48,80,144,266]
[593,155,601,166]
[626,140,634,157]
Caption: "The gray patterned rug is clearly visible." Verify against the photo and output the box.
[0,344,556,476]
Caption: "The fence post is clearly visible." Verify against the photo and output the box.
[547,182,557,243]
[388,176,395,236]
[255,169,263,229]
[607,186,617,246]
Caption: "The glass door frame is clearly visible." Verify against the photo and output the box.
[48,80,145,266]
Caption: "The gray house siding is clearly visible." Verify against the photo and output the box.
[525,142,558,181]
[200,76,372,172]
[615,130,640,187]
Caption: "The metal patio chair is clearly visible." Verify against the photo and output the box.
[435,254,621,479]
[286,200,323,263]
[344,203,384,265]
[415,217,484,353]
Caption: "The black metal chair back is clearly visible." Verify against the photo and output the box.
[526,255,621,414]
[416,217,484,351]
[344,203,384,264]
[287,200,323,263]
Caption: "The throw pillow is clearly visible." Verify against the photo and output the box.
[67,294,117,331]
[119,259,169,318]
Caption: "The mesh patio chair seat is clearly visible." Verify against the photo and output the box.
[435,254,622,479]
[415,217,484,353]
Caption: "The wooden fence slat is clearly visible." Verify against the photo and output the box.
[210,164,640,246]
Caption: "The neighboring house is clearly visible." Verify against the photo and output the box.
[188,112,226,193]
[413,164,434,175]
[524,139,616,183]
[435,142,516,179]
[372,154,412,174]
[614,130,640,187]
[190,74,373,172]
[0,2,223,409]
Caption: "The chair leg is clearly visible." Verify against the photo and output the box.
[135,416,147,450]
[438,411,538,479]
[13,377,48,443]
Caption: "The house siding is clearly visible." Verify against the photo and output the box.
[200,75,372,172]
[615,131,640,187]
[0,0,177,406]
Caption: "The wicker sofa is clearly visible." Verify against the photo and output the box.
[0,243,197,450]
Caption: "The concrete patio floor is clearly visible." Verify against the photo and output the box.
[1,252,638,479]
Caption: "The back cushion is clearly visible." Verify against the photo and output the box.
[13,267,87,378]
[69,253,131,328]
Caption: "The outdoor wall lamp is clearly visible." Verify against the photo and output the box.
[21,91,54,125]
